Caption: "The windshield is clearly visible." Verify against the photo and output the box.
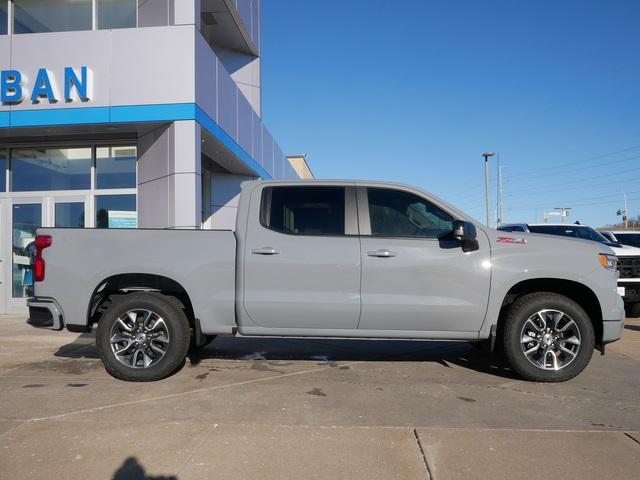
[528,225,611,244]
[613,233,640,248]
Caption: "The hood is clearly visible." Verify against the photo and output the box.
[486,228,615,256]
[609,243,640,257]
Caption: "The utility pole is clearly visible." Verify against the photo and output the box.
[496,157,504,226]
[482,152,495,227]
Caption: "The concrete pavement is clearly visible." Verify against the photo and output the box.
[0,315,638,479]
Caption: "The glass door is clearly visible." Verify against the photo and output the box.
[10,201,42,303]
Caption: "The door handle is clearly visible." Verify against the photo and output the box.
[251,247,280,255]
[367,249,397,258]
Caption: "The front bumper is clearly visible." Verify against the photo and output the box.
[618,280,640,303]
[26,297,64,331]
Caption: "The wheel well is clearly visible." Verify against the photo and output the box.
[496,278,603,349]
[87,274,195,330]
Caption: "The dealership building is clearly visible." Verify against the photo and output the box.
[0,0,311,314]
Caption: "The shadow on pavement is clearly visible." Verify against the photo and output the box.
[112,457,176,480]
[53,333,518,380]
[624,324,640,331]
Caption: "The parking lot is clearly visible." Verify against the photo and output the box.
[0,315,638,480]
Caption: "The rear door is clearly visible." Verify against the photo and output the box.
[242,184,361,330]
[357,186,491,333]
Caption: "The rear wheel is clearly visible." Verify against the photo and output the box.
[96,293,190,381]
[503,292,594,382]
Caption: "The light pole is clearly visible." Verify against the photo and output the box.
[618,190,628,229]
[482,152,495,227]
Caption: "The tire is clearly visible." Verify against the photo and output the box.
[503,292,594,382]
[96,293,190,381]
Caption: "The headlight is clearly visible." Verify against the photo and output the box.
[598,253,618,271]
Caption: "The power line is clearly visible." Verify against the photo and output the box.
[504,145,640,181]
[504,167,640,198]
[503,154,640,185]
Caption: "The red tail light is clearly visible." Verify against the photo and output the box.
[34,235,52,282]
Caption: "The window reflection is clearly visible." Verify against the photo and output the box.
[96,145,137,189]
[0,2,8,35]
[96,194,137,228]
[0,150,7,192]
[11,147,92,192]
[98,0,137,30]
[12,204,42,298]
[55,202,85,228]
[13,0,92,34]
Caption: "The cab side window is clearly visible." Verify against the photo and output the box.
[261,186,346,236]
[367,188,453,238]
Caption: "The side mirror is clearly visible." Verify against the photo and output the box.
[452,220,479,252]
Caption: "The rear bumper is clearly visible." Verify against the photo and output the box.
[26,297,64,331]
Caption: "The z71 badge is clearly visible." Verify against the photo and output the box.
[496,236,527,244]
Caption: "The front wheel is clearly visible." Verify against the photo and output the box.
[503,292,594,382]
[96,293,190,381]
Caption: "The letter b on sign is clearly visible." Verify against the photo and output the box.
[1,70,23,103]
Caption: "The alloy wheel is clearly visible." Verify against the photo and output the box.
[109,309,170,369]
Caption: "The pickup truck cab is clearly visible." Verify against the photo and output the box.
[28,180,624,382]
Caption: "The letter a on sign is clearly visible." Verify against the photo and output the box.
[31,68,56,102]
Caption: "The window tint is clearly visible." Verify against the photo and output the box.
[497,226,514,232]
[98,0,137,30]
[96,145,137,189]
[14,0,92,34]
[11,147,91,191]
[262,186,345,236]
[368,188,453,238]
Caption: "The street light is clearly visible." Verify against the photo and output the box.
[482,152,495,227]
[617,190,628,229]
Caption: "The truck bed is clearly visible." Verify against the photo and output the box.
[33,228,237,334]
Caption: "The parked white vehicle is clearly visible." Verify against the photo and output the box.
[498,223,640,315]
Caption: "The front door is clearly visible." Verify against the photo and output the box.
[358,186,491,334]
[9,200,43,310]
[242,184,361,330]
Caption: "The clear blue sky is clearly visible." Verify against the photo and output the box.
[260,0,640,228]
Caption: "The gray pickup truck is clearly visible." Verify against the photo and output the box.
[27,180,624,382]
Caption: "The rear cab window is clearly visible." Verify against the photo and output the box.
[260,186,346,236]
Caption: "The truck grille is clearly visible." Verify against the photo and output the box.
[617,256,640,279]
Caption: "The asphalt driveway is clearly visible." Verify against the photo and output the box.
[0,315,638,479]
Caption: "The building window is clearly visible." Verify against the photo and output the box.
[96,194,137,228]
[55,202,85,228]
[0,2,8,35]
[98,0,137,30]
[11,147,92,192]
[0,150,7,191]
[261,186,346,236]
[96,145,137,189]
[13,0,93,34]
